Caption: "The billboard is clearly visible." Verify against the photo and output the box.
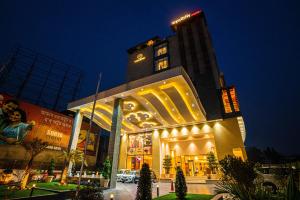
[77,121,100,156]
[0,94,73,150]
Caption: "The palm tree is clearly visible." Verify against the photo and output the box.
[60,149,87,184]
[21,138,48,189]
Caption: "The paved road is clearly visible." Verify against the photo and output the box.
[103,182,216,200]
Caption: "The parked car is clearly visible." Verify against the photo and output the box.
[116,169,129,182]
[122,170,139,183]
[133,170,157,184]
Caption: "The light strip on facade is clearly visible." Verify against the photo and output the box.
[159,82,199,121]
[138,89,180,124]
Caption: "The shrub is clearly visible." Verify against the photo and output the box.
[77,182,104,200]
[135,163,152,200]
[102,157,111,179]
[207,151,218,174]
[163,155,172,175]
[175,166,187,200]
[219,155,256,188]
[48,159,55,176]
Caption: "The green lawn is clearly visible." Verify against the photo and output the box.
[153,193,213,200]
[0,182,79,199]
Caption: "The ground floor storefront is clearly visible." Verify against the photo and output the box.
[118,117,247,178]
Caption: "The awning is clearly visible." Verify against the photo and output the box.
[68,67,207,133]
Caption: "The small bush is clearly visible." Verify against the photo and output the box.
[135,163,152,200]
[175,166,187,200]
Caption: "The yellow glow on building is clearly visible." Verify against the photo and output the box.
[202,124,211,133]
[159,82,200,121]
[191,125,200,134]
[162,129,169,138]
[134,53,146,63]
[214,122,221,130]
[138,89,181,123]
[181,127,188,135]
[171,13,191,25]
[171,128,178,137]
[153,129,159,138]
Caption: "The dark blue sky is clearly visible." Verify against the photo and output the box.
[0,0,299,155]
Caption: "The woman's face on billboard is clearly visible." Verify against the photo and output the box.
[9,111,22,122]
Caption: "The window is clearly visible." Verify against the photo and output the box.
[155,44,167,57]
[127,133,152,170]
[155,57,168,71]
[156,47,167,56]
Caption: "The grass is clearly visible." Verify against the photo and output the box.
[0,181,79,199]
[153,193,214,200]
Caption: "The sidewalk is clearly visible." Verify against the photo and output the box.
[103,182,215,200]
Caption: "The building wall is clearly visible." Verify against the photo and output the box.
[213,118,247,160]
[152,130,161,177]
[118,134,128,169]
[167,138,215,156]
[126,46,154,82]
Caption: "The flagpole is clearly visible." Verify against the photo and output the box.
[76,73,102,198]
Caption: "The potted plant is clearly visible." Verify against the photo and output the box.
[45,159,55,182]
[102,157,111,187]
[163,155,172,178]
[207,151,218,179]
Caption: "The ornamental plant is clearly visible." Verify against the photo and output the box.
[163,155,172,175]
[102,157,111,179]
[207,151,218,174]
[175,166,187,200]
[135,163,152,200]
[48,159,55,176]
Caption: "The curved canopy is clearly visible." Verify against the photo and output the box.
[68,67,207,133]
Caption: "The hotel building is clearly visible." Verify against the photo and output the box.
[68,10,247,187]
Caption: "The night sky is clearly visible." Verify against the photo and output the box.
[0,0,299,155]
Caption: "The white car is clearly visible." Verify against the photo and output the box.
[116,169,129,182]
[122,171,139,183]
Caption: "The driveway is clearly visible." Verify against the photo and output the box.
[103,182,216,200]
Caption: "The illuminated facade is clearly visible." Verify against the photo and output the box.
[68,10,247,187]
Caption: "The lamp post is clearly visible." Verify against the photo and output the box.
[156,184,160,197]
[110,193,114,200]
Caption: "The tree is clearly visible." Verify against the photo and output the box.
[163,155,172,175]
[286,172,300,200]
[216,155,264,200]
[175,166,187,200]
[264,147,282,164]
[207,151,218,174]
[60,149,87,184]
[102,157,111,179]
[135,163,152,200]
[246,146,265,163]
[48,159,55,176]
[21,138,48,189]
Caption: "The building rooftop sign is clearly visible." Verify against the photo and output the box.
[134,53,146,63]
[171,10,202,26]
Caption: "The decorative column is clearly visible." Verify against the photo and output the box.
[108,98,123,188]
[67,110,83,175]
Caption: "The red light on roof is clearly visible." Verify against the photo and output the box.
[191,10,201,16]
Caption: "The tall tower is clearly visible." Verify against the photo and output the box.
[171,10,222,120]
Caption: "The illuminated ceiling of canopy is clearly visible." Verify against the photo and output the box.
[68,67,207,133]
